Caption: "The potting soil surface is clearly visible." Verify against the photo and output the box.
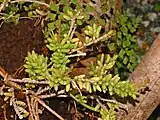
[0,19,44,77]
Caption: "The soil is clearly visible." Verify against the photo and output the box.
[0,19,45,77]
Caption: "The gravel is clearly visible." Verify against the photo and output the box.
[125,0,160,46]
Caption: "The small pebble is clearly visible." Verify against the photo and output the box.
[150,27,160,32]
[141,5,153,12]
[142,21,150,27]
[157,117,160,120]
[149,0,156,3]
[136,0,141,3]
[136,37,143,47]
[142,0,148,5]
[147,12,158,21]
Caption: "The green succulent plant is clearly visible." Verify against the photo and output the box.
[0,0,143,120]
[107,9,142,80]
[24,51,49,80]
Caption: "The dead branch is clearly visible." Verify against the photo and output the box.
[9,78,49,84]
[26,94,35,120]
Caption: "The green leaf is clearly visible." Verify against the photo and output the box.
[86,82,91,93]
[63,6,72,13]
[77,81,83,89]
[127,63,133,72]
[154,3,160,12]
[108,43,116,51]
[111,75,120,81]
[115,61,122,68]
[122,40,131,48]
[127,22,134,33]
[104,74,112,81]
[23,6,29,11]
[97,18,105,26]
[123,56,128,64]
[76,19,83,25]
[66,83,70,92]
[102,83,107,91]
[35,69,42,74]
[32,2,39,7]
[126,34,131,41]
[47,13,56,21]
[129,56,137,63]
[108,86,113,95]
[85,5,94,13]
[50,3,59,11]
[121,26,128,36]
[47,22,55,30]
[95,104,100,111]
[60,0,69,5]
[119,49,125,58]
[130,36,136,42]
[54,84,58,91]
[131,94,137,100]
[37,76,45,80]
[84,14,90,21]
[117,32,122,39]
[96,84,102,92]
[95,26,101,38]
[126,50,134,56]
[120,14,128,23]
[63,15,71,20]
[28,11,33,17]
[93,85,97,92]
[71,0,77,4]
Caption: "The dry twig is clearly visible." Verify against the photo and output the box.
[26,94,35,120]
[34,96,65,120]
[38,90,65,99]
[36,86,51,95]
[3,104,7,120]
[0,66,7,78]
[31,97,38,120]
[9,78,49,84]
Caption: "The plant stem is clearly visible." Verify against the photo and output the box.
[36,86,51,95]
[68,19,75,37]
[9,78,49,84]
[67,53,86,58]
[71,80,82,96]
[70,93,98,112]
[39,90,65,99]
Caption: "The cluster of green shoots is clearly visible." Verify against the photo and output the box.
[0,0,142,120]
[107,9,142,80]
